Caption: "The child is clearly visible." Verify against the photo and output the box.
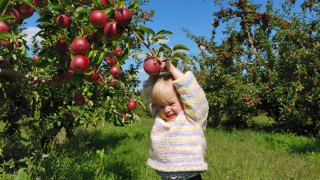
[143,60,209,180]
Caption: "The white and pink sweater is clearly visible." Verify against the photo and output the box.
[143,71,209,172]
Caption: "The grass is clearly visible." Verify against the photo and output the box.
[1,115,320,179]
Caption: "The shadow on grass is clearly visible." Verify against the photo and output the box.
[43,127,144,179]
[288,139,320,154]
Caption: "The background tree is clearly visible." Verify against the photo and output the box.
[186,0,319,136]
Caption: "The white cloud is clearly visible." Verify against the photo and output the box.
[22,26,42,47]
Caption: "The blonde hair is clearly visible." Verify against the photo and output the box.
[151,73,177,106]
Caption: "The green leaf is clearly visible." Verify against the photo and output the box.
[155,30,173,36]
[136,99,146,111]
[159,43,172,55]
[171,51,192,64]
[173,44,190,51]
[20,0,35,8]
[137,25,155,36]
[128,0,139,9]
[0,32,14,41]
[0,0,9,15]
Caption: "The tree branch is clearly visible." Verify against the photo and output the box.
[132,30,160,61]
[247,31,262,59]
[0,68,51,84]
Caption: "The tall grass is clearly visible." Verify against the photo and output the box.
[2,116,320,179]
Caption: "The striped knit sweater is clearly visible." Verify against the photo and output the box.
[143,71,209,172]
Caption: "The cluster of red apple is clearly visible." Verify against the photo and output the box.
[0,2,36,47]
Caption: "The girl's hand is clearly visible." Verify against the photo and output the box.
[160,58,172,73]
[160,58,184,79]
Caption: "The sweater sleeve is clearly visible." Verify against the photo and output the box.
[142,79,158,117]
[173,71,209,128]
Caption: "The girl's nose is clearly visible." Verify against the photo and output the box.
[164,106,171,113]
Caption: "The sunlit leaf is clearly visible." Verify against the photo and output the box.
[173,44,189,51]
[171,51,192,64]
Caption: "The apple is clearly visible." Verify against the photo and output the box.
[83,32,98,43]
[56,14,71,28]
[71,37,90,55]
[305,2,312,8]
[115,8,132,26]
[143,11,150,21]
[1,41,9,47]
[70,55,90,74]
[111,77,117,88]
[18,4,35,19]
[104,21,124,40]
[33,54,38,61]
[89,10,108,28]
[55,39,68,52]
[143,58,161,75]
[109,65,122,77]
[74,93,86,106]
[112,46,123,58]
[104,56,117,65]
[64,69,74,81]
[52,74,64,84]
[0,21,10,32]
[101,0,108,6]
[242,97,249,102]
[127,100,137,110]
[7,8,22,25]
[32,0,48,8]
[85,71,100,82]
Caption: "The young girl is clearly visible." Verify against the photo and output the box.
[143,60,209,180]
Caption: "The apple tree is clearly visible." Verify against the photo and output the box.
[186,0,319,135]
[0,0,191,174]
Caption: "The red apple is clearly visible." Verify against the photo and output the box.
[71,37,90,55]
[33,54,38,61]
[104,21,124,40]
[0,21,10,32]
[109,65,122,77]
[115,8,132,26]
[18,4,35,19]
[104,56,117,65]
[32,0,48,8]
[63,69,74,81]
[101,0,108,6]
[89,10,108,28]
[85,71,100,82]
[74,93,86,106]
[111,77,117,88]
[7,8,22,25]
[55,39,68,52]
[83,32,98,43]
[52,74,64,84]
[143,58,161,75]
[56,14,71,28]
[70,55,90,74]
[242,97,249,102]
[305,2,312,8]
[127,100,137,110]
[112,46,123,57]
[143,11,150,21]
[1,41,9,47]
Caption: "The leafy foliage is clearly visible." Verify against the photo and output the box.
[187,0,320,135]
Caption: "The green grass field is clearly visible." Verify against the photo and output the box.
[1,116,320,179]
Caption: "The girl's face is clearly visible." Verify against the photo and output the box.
[156,88,183,122]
